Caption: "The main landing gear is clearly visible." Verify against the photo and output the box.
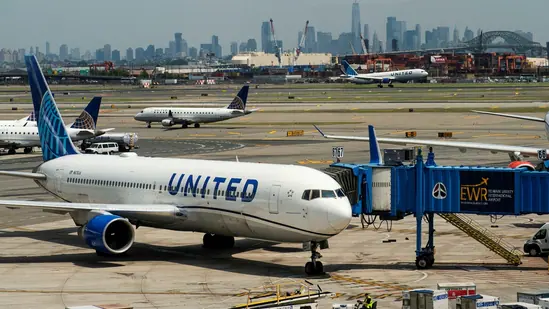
[24,147,32,154]
[304,241,325,276]
[194,123,200,128]
[147,122,151,128]
[202,233,235,249]
[377,83,394,88]
[182,123,188,128]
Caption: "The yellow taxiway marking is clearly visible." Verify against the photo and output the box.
[304,109,311,112]
[228,132,241,135]
[297,159,333,164]
[351,116,365,120]
[472,133,508,138]
[268,130,277,134]
[464,115,480,119]
[389,130,410,135]
[262,138,283,140]
[350,107,359,110]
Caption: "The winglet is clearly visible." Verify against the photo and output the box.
[25,55,79,161]
[368,125,383,165]
[313,125,326,137]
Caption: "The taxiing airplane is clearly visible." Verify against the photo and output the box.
[0,97,112,154]
[313,117,549,172]
[134,85,256,128]
[340,60,429,87]
[0,55,352,276]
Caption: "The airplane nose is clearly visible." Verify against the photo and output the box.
[327,200,352,232]
[134,113,141,120]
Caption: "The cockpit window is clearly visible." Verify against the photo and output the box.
[321,190,336,198]
[336,188,346,197]
[302,190,311,200]
[310,190,320,200]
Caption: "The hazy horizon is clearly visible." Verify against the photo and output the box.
[1,0,547,54]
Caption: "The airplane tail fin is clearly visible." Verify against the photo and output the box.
[368,125,383,165]
[341,60,358,76]
[226,85,249,110]
[25,55,79,162]
[70,96,102,130]
[27,111,36,121]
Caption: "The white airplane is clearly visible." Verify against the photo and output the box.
[0,113,35,127]
[134,85,257,128]
[313,117,549,171]
[0,97,111,154]
[340,60,429,87]
[0,55,352,276]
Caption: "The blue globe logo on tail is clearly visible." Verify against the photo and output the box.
[226,85,249,110]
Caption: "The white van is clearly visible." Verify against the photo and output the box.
[523,223,549,256]
[84,142,119,155]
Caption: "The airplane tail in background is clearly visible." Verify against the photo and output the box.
[226,85,249,110]
[70,96,102,130]
[341,60,358,76]
[25,55,80,162]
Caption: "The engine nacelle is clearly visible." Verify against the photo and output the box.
[508,161,535,171]
[382,78,391,83]
[161,119,175,127]
[83,214,135,255]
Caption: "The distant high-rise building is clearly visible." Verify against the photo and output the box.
[35,47,39,56]
[546,42,549,59]
[304,26,316,53]
[212,35,222,57]
[398,21,407,46]
[463,27,474,42]
[155,48,163,58]
[453,27,460,45]
[477,28,482,37]
[403,30,417,51]
[95,49,104,62]
[70,48,80,60]
[415,24,422,49]
[188,47,198,59]
[126,48,134,61]
[112,49,121,62]
[59,44,69,60]
[181,39,188,56]
[83,50,92,61]
[175,33,183,54]
[386,17,396,51]
[145,45,155,59]
[247,39,257,52]
[30,47,34,55]
[239,42,248,52]
[45,42,50,55]
[337,32,354,55]
[103,44,112,61]
[317,32,333,53]
[261,21,271,53]
[437,26,450,46]
[230,42,238,55]
[351,0,361,52]
[18,49,25,62]
[168,41,176,57]
[363,24,369,40]
[135,47,145,62]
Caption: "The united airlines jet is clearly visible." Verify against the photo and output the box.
[0,55,352,276]
[340,60,428,87]
[134,85,257,128]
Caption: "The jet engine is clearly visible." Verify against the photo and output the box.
[382,78,391,83]
[161,119,175,127]
[83,214,135,255]
[508,161,535,171]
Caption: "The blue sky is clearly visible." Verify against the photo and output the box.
[1,0,547,53]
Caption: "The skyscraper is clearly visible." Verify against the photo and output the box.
[317,32,333,53]
[135,47,145,62]
[305,26,316,53]
[188,47,198,59]
[463,27,474,42]
[126,48,134,61]
[104,44,112,61]
[59,44,69,60]
[239,42,248,52]
[230,42,238,55]
[247,39,258,52]
[211,35,222,57]
[175,33,183,55]
[261,21,271,53]
[95,49,104,62]
[351,0,361,52]
[386,17,396,51]
[415,24,422,49]
[45,42,50,55]
[363,24,369,40]
[453,27,460,45]
[112,50,121,62]
[70,48,80,60]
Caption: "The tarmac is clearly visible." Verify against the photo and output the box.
[0,84,548,309]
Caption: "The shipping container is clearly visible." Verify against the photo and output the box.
[437,282,477,299]
[402,289,424,309]
[517,292,549,305]
[456,294,499,309]
[500,302,542,309]
[410,289,448,309]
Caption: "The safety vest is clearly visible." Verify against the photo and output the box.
[365,302,373,309]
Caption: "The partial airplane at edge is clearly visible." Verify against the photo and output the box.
[134,85,257,128]
[0,96,112,154]
[340,60,428,87]
[0,55,352,276]
[313,116,549,171]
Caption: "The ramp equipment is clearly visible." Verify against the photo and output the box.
[438,213,522,265]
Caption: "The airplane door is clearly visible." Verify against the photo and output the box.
[55,168,64,194]
[268,185,281,214]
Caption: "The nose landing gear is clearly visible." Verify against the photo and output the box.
[304,241,325,276]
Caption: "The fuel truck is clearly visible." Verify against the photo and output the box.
[80,132,139,152]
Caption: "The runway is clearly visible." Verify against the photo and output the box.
[0,84,549,308]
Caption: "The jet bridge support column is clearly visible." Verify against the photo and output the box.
[413,149,436,269]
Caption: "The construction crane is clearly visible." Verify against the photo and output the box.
[294,20,309,64]
[360,34,369,55]
[349,41,357,55]
[269,18,282,67]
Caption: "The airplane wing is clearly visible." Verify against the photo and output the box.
[0,200,179,214]
[96,128,116,135]
[313,125,547,158]
[471,110,545,122]
[353,76,395,81]
[75,130,96,137]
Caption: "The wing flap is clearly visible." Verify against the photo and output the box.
[0,200,179,213]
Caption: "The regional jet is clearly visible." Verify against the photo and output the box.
[134,85,257,128]
[340,60,429,87]
[0,55,352,276]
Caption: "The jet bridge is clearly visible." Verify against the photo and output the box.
[325,125,549,269]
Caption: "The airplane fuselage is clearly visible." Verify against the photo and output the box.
[34,154,352,243]
[345,69,427,84]
[0,126,93,148]
[134,107,250,126]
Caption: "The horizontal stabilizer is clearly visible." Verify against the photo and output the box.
[96,128,115,135]
[0,200,179,213]
[0,171,46,180]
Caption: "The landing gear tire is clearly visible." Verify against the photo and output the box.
[202,233,235,249]
[147,122,151,128]
[182,124,188,129]
[8,148,16,155]
[388,84,394,88]
[194,123,200,128]
[23,147,32,154]
[415,256,429,269]
[377,84,383,88]
[305,241,325,276]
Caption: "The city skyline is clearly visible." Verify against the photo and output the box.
[1,0,547,56]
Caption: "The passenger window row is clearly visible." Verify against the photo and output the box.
[1,132,37,135]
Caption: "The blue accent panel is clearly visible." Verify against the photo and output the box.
[25,55,79,162]
[70,96,102,129]
[382,77,390,83]
[342,60,358,76]
[83,214,122,254]
[368,125,382,165]
[226,86,249,110]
